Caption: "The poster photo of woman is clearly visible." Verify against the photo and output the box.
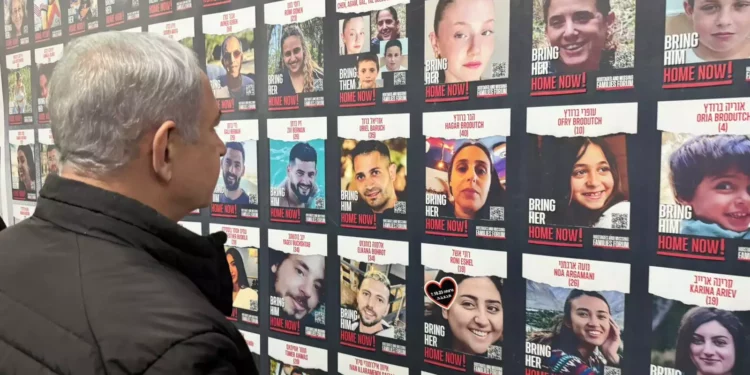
[209,223,260,327]
[527,103,635,249]
[423,244,506,374]
[266,0,325,110]
[4,0,30,49]
[650,266,750,375]
[530,0,636,94]
[423,0,510,102]
[524,254,629,375]
[7,50,33,126]
[424,109,509,240]
[9,129,37,202]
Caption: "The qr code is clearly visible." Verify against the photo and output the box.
[394,201,406,215]
[487,345,502,360]
[313,78,324,92]
[314,306,325,325]
[249,300,258,312]
[249,194,258,205]
[604,366,621,375]
[394,71,406,86]
[490,206,504,221]
[612,213,629,230]
[314,197,325,209]
[394,326,406,340]
[491,62,507,79]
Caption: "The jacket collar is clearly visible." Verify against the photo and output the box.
[34,174,234,315]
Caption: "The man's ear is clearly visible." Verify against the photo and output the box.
[388,162,397,180]
[152,120,177,183]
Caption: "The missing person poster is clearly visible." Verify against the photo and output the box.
[33,0,62,42]
[105,0,139,28]
[209,223,260,326]
[12,203,35,224]
[422,244,506,374]
[4,0,30,49]
[530,0,635,96]
[177,220,202,235]
[268,229,327,340]
[269,338,328,375]
[37,128,58,187]
[423,0,509,103]
[268,117,326,225]
[147,17,194,50]
[650,267,750,375]
[67,0,98,36]
[240,330,262,373]
[339,235,408,357]
[212,120,259,220]
[338,353,408,375]
[35,44,62,125]
[336,0,409,107]
[7,50,32,126]
[524,254,629,375]
[339,114,408,231]
[423,109,509,240]
[9,129,37,202]
[663,0,748,89]
[265,0,325,111]
[656,98,750,262]
[527,103,635,249]
[204,7,256,113]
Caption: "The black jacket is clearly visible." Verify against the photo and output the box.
[0,175,258,375]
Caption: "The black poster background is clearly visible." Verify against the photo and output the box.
[6,0,750,374]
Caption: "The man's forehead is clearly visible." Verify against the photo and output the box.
[225,148,243,160]
[354,151,388,168]
[361,277,389,294]
[224,37,241,50]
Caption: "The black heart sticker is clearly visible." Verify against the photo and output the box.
[424,276,457,309]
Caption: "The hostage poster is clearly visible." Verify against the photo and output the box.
[268,117,326,225]
[104,0,140,28]
[9,129,37,202]
[7,50,32,126]
[265,0,325,111]
[204,6,257,113]
[339,113,408,231]
[33,0,63,42]
[268,229,327,340]
[530,0,636,95]
[338,353,408,375]
[423,0,510,103]
[339,235,408,357]
[67,0,98,36]
[148,0,190,19]
[650,266,750,375]
[210,223,260,326]
[12,203,35,224]
[4,0,30,49]
[524,254,629,375]
[423,243,506,375]
[527,102,636,249]
[37,128,58,187]
[34,44,62,125]
[336,0,409,107]
[657,98,750,262]
[212,119,259,220]
[239,330,261,374]
[269,337,328,375]
[423,108,510,240]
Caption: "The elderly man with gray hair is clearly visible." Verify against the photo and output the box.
[0,32,258,374]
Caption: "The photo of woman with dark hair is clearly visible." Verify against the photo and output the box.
[443,141,505,221]
[675,307,745,375]
[226,247,257,310]
[277,25,324,95]
[425,270,504,357]
[527,289,622,374]
[16,144,36,193]
[541,136,630,228]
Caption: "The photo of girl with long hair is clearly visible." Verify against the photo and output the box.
[531,135,630,229]
[527,285,625,374]
[424,270,504,358]
[426,137,506,221]
[424,0,509,84]
[267,22,325,95]
[652,300,749,375]
[225,246,259,312]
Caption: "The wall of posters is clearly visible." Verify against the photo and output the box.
[7,50,31,125]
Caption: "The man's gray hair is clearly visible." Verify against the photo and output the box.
[48,31,204,175]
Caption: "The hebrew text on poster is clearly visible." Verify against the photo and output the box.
[338,353,408,375]
[269,337,328,375]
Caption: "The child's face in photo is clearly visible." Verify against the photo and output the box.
[682,166,750,232]
[358,60,378,88]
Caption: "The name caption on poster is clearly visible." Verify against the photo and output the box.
[336,0,386,10]
[223,122,242,140]
[531,47,558,75]
[697,101,749,132]
[283,232,310,253]
[690,274,737,307]
[553,260,594,288]
[221,226,248,246]
[525,342,552,371]
[556,108,602,135]
[285,1,304,22]
[284,343,308,365]
[348,358,396,375]
[356,239,386,263]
